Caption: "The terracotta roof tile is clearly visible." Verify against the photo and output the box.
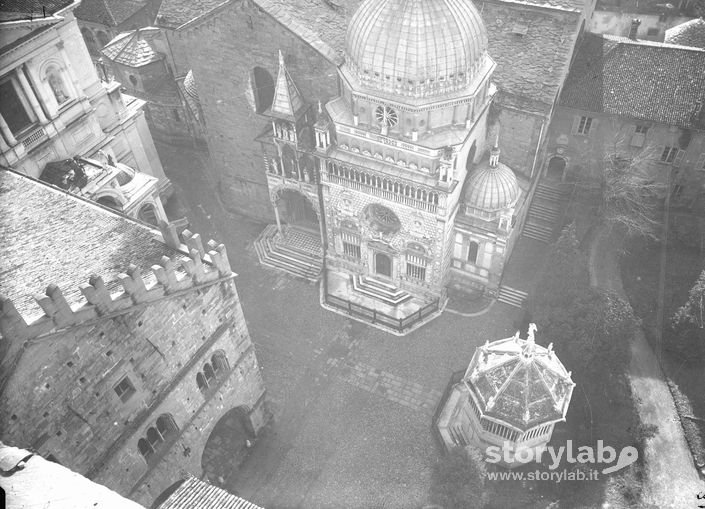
[559,33,705,129]
[102,28,163,67]
[74,0,149,26]
[665,17,705,50]
[158,477,265,509]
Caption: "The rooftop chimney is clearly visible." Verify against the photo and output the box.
[628,19,641,40]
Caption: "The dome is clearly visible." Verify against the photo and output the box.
[346,0,489,96]
[464,325,575,430]
[464,146,519,212]
[665,17,705,49]
[184,69,198,101]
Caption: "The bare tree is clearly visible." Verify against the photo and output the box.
[672,269,705,330]
[577,137,667,240]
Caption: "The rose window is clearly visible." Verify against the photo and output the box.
[375,105,398,127]
[364,203,401,235]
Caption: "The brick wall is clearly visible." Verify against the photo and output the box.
[178,1,340,220]
[0,276,266,506]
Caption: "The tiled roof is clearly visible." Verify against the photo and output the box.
[559,33,705,129]
[102,28,163,67]
[495,0,585,12]
[0,443,146,508]
[0,0,73,18]
[0,169,189,323]
[158,477,264,509]
[74,0,149,26]
[665,17,705,49]
[156,0,231,28]
[465,327,575,430]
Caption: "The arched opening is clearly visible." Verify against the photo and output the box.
[277,189,318,231]
[201,406,255,481]
[374,252,392,277]
[212,351,229,373]
[96,31,110,48]
[147,426,163,449]
[97,196,120,210]
[156,414,178,439]
[546,156,566,181]
[280,144,297,178]
[251,67,275,114]
[196,372,208,392]
[46,65,69,105]
[129,75,138,87]
[81,28,98,54]
[138,438,153,461]
[204,362,216,384]
[138,203,158,226]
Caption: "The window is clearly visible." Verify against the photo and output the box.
[646,27,659,37]
[129,75,138,87]
[575,116,593,135]
[661,146,678,163]
[631,125,648,147]
[0,77,34,134]
[467,241,479,264]
[212,351,229,373]
[375,105,398,127]
[204,362,216,383]
[341,231,361,259]
[113,376,136,402]
[405,252,427,281]
[46,66,69,105]
[138,414,179,463]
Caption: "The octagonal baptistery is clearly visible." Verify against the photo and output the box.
[435,325,575,468]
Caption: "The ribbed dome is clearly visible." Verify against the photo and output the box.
[346,0,489,97]
[465,148,519,212]
[184,69,198,101]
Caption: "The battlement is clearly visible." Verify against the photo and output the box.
[0,226,234,341]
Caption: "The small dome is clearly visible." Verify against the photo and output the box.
[346,0,489,96]
[465,325,575,430]
[184,69,198,101]
[465,147,519,212]
[665,17,705,49]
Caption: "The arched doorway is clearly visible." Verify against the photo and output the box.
[278,189,318,231]
[546,156,566,181]
[201,406,254,482]
[138,203,158,225]
[374,252,392,277]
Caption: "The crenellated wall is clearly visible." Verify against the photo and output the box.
[0,229,267,507]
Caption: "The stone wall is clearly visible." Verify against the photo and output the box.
[178,1,340,220]
[0,239,266,507]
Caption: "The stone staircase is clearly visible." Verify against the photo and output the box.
[497,285,528,308]
[254,225,323,281]
[522,181,572,243]
[351,275,412,306]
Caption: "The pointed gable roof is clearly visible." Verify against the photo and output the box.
[267,50,306,121]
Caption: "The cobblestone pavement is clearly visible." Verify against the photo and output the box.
[158,143,540,508]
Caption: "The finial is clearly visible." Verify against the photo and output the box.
[489,133,501,168]
[527,323,537,343]
[523,409,530,424]
[318,100,323,115]
[278,49,285,68]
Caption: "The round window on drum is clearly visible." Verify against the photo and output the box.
[375,105,398,127]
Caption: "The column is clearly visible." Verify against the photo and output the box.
[56,42,82,96]
[16,67,48,124]
[273,200,283,234]
[0,114,18,147]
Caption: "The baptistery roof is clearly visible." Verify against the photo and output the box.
[464,325,575,430]
[464,146,519,212]
[346,0,489,96]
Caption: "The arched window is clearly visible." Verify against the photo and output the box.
[156,414,178,439]
[467,241,479,264]
[81,28,97,54]
[146,426,163,449]
[196,372,208,391]
[212,351,229,373]
[251,67,275,113]
[46,66,69,105]
[138,438,153,460]
[204,363,216,383]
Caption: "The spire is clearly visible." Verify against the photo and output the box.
[489,131,501,168]
[270,50,305,120]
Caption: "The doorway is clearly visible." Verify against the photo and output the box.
[278,189,318,231]
[546,156,566,181]
[374,252,392,277]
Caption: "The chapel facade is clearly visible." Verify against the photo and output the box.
[254,0,527,332]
